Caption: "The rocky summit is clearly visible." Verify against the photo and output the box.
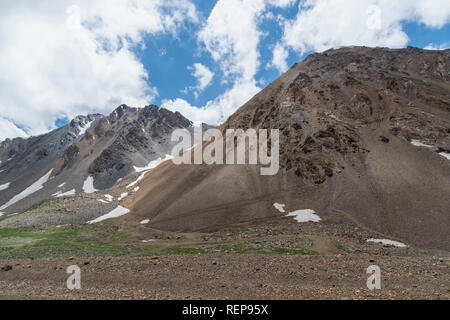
[0,105,192,215]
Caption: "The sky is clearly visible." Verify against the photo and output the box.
[0,0,449,141]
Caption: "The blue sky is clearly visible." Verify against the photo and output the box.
[0,0,449,140]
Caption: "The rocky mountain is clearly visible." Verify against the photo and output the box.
[125,47,450,250]
[0,105,193,215]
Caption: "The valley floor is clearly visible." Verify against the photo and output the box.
[0,253,448,300]
[0,217,448,300]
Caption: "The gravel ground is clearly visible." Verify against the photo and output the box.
[0,254,448,300]
[0,194,117,228]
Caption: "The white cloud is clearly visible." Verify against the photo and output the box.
[198,0,266,82]
[424,42,450,50]
[174,0,265,124]
[268,0,297,8]
[0,118,28,141]
[186,63,214,98]
[0,0,197,139]
[165,0,330,125]
[164,0,267,125]
[161,98,221,125]
[269,43,290,73]
[278,0,450,59]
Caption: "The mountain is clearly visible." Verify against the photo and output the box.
[124,47,450,250]
[0,105,193,215]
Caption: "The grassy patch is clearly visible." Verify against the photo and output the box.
[0,220,318,259]
[0,222,149,260]
[335,242,353,253]
[335,242,370,255]
[160,247,212,255]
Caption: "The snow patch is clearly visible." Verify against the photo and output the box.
[140,219,150,225]
[0,182,10,191]
[104,194,114,202]
[438,152,450,160]
[98,199,109,204]
[0,169,53,211]
[77,120,94,137]
[134,154,174,173]
[273,203,285,213]
[53,189,76,198]
[127,155,174,189]
[118,192,128,201]
[410,140,433,148]
[58,183,66,188]
[286,209,321,223]
[366,239,407,248]
[87,206,130,224]
[410,140,449,160]
[133,186,140,192]
[82,176,98,194]
[126,171,147,189]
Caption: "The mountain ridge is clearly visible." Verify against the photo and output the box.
[0,104,193,215]
[125,46,450,250]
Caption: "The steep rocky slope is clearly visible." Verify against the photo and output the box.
[126,47,450,250]
[0,105,193,215]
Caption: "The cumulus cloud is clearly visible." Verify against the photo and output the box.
[267,0,297,8]
[173,0,265,124]
[424,42,450,50]
[0,0,197,139]
[161,98,221,126]
[269,43,290,73]
[272,0,450,72]
[198,0,265,83]
[186,63,214,98]
[0,118,28,141]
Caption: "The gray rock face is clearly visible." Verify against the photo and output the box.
[0,105,193,214]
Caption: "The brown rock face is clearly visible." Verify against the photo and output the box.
[224,46,449,184]
[128,46,450,251]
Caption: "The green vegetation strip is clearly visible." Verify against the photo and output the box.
[0,222,318,259]
[0,222,151,260]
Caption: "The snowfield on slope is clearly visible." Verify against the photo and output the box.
[286,209,321,223]
[82,176,98,194]
[87,206,130,224]
[77,120,94,137]
[366,239,407,248]
[273,203,286,213]
[127,155,174,189]
[133,155,174,173]
[0,169,53,211]
[274,203,321,223]
[52,189,76,198]
[410,140,450,160]
[0,182,10,191]
[410,140,433,148]
[439,152,450,160]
